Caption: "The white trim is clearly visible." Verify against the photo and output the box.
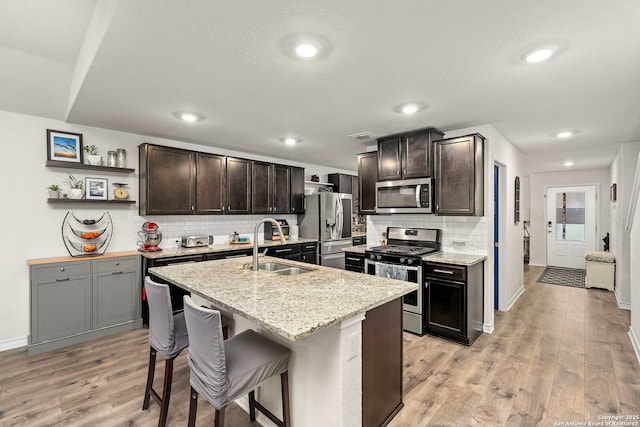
[0,335,28,353]
[483,321,494,333]
[335,313,366,330]
[628,326,640,366]
[505,286,525,311]
[529,262,546,267]
[615,289,631,310]
[625,153,640,232]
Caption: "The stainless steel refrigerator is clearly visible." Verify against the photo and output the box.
[298,192,352,269]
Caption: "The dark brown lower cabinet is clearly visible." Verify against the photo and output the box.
[362,298,403,426]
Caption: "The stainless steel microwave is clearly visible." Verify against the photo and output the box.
[375,178,433,214]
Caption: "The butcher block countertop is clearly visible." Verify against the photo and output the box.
[149,255,417,341]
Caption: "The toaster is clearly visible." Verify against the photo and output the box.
[181,235,213,248]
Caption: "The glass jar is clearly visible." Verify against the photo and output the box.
[106,151,117,167]
[116,149,127,168]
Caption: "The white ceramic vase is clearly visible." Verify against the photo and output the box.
[86,154,102,166]
[48,190,59,199]
[68,188,84,199]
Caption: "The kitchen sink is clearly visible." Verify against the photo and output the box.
[274,267,313,275]
[258,262,292,271]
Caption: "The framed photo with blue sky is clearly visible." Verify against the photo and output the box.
[47,129,83,163]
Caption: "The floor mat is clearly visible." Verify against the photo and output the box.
[537,266,586,288]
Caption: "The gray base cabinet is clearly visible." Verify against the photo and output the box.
[29,255,142,355]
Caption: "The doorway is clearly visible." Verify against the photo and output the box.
[494,165,499,310]
[546,186,597,269]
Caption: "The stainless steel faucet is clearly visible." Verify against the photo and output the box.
[253,218,286,271]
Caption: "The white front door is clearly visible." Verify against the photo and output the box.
[546,186,597,269]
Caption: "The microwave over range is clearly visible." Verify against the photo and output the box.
[375,177,433,214]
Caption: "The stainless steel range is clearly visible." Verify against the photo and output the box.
[365,227,441,335]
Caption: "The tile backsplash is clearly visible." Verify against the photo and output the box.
[137,214,298,248]
[367,215,488,255]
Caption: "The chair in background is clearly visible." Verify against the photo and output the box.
[182,295,291,427]
[142,276,189,427]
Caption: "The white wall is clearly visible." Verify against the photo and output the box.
[368,124,525,332]
[0,110,356,349]
[528,169,611,267]
[609,142,640,309]
[630,181,640,362]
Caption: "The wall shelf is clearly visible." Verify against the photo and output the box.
[46,160,135,174]
[47,198,135,205]
[304,181,334,186]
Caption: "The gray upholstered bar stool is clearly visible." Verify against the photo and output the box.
[142,276,189,427]
[182,295,291,427]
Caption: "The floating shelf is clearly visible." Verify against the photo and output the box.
[304,181,334,186]
[47,198,135,204]
[46,160,135,173]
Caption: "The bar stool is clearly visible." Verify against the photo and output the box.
[182,295,291,427]
[142,277,190,427]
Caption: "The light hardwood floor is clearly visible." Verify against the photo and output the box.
[1,266,638,426]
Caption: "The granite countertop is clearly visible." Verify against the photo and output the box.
[342,244,367,254]
[141,237,318,259]
[149,256,417,341]
[423,252,486,266]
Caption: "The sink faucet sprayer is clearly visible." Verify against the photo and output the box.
[252,218,286,271]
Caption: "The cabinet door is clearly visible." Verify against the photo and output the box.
[140,144,196,215]
[358,152,378,214]
[272,164,291,214]
[269,244,302,259]
[93,270,139,329]
[434,135,484,216]
[33,275,92,342]
[196,153,226,214]
[377,136,402,180]
[328,173,353,194]
[290,166,305,213]
[227,157,252,213]
[426,278,465,336]
[402,132,431,178]
[300,250,318,264]
[251,161,271,214]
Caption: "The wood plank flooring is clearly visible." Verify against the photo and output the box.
[1,266,638,426]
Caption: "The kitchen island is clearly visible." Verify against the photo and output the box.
[149,255,417,426]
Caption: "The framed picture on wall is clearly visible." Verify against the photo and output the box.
[47,129,83,163]
[85,177,108,200]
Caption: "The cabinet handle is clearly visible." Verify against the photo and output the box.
[191,206,195,211]
[274,248,293,253]
[433,269,454,275]
[56,277,70,282]
[225,254,249,259]
[346,257,362,261]
[425,281,429,288]
[115,262,120,266]
[112,271,124,275]
[60,267,65,272]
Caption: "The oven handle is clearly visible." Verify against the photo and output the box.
[415,184,421,207]
[364,259,422,273]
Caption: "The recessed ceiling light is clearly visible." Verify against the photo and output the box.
[564,161,574,167]
[395,102,426,115]
[173,111,204,122]
[524,47,555,63]
[556,131,573,138]
[280,137,301,146]
[401,104,419,115]
[295,43,318,58]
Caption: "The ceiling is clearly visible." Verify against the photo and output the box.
[2,0,639,173]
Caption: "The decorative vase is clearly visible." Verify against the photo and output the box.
[48,190,59,199]
[68,188,84,199]
[86,154,102,165]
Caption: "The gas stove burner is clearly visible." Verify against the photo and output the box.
[368,245,438,257]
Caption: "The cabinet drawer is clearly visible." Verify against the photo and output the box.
[302,242,318,251]
[424,263,466,281]
[270,245,301,256]
[36,262,91,283]
[93,257,138,274]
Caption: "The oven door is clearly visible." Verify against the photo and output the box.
[365,259,422,314]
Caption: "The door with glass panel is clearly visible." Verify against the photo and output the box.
[546,186,596,269]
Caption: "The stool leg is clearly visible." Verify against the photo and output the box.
[158,358,174,427]
[142,347,157,410]
[215,407,225,427]
[281,371,291,427]
[222,324,229,340]
[187,387,198,427]
[249,390,256,421]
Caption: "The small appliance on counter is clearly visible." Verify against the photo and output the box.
[263,219,289,241]
[181,235,213,248]
[137,222,163,252]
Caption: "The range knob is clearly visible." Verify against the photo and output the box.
[407,258,414,265]
[370,254,376,260]
[376,254,382,261]
[400,257,406,264]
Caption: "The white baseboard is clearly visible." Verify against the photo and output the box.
[628,326,640,366]
[528,263,546,267]
[505,286,525,311]
[615,289,632,310]
[483,321,494,333]
[0,335,28,353]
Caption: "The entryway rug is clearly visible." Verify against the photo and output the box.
[537,267,586,288]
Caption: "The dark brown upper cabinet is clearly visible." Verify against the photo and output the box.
[358,151,378,215]
[434,134,484,216]
[139,144,196,215]
[226,157,252,214]
[290,166,305,213]
[196,153,226,214]
[377,127,444,181]
[327,173,354,194]
[251,162,290,214]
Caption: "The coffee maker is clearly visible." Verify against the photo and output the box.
[137,222,162,251]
